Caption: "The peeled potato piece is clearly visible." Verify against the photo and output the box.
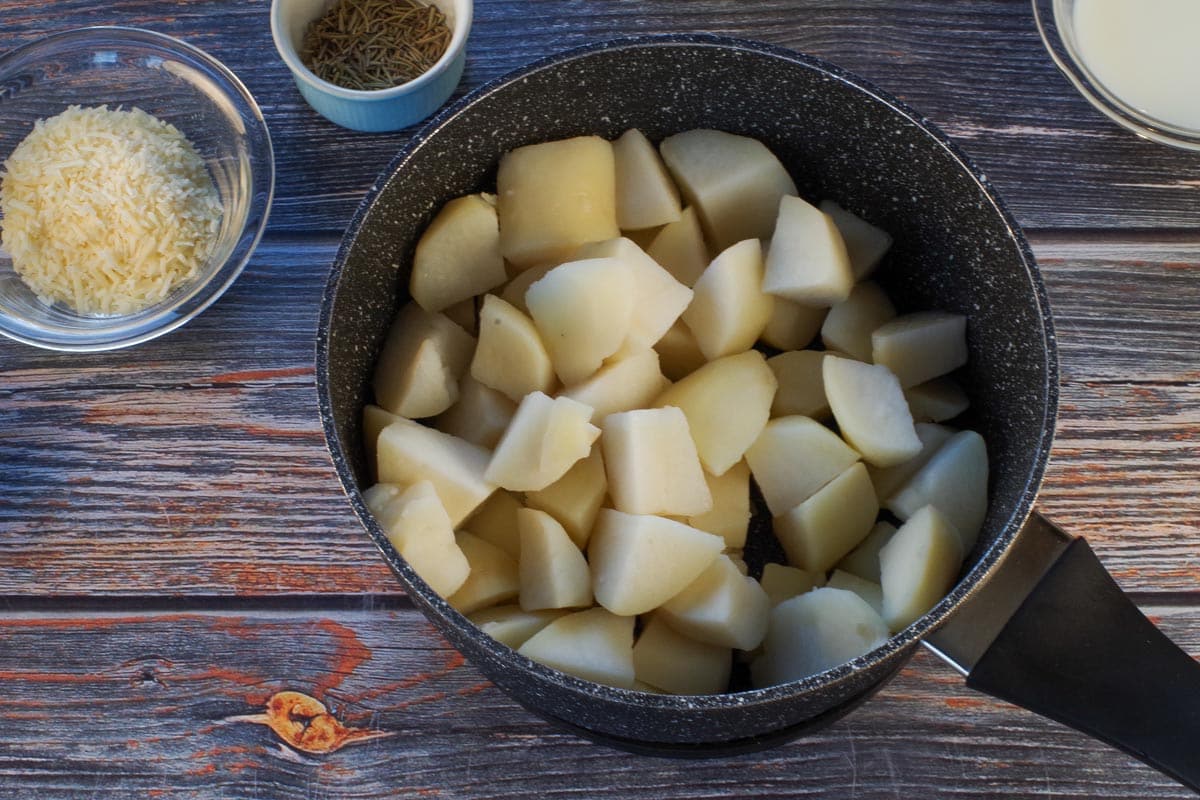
[436,374,516,449]
[767,350,829,419]
[588,509,724,616]
[886,430,989,553]
[687,460,751,550]
[470,294,556,403]
[835,520,897,584]
[819,200,894,280]
[362,404,406,481]
[823,355,921,468]
[660,129,797,251]
[373,303,476,419]
[646,206,710,287]
[518,508,593,611]
[517,607,635,689]
[905,376,970,423]
[825,569,884,617]
[525,448,607,549]
[561,348,668,423]
[760,562,820,607]
[485,392,600,492]
[760,297,827,351]
[573,237,692,349]
[469,605,567,649]
[658,554,770,650]
[633,615,732,695]
[363,481,470,598]
[497,135,619,269]
[871,310,968,389]
[820,280,897,362]
[762,196,854,306]
[654,350,777,477]
[376,420,496,527]
[773,462,879,574]
[411,193,506,313]
[498,260,556,313]
[752,588,889,687]
[447,530,521,615]
[526,257,635,386]
[601,406,712,517]
[613,128,682,230]
[462,489,523,560]
[682,238,774,361]
[879,504,964,631]
[744,415,860,516]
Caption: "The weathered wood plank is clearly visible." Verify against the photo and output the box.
[0,1,1197,232]
[0,604,1195,798]
[3,237,1199,595]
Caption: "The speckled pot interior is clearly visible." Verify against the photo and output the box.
[316,34,1058,753]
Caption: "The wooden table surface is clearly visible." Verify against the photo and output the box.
[3,1,1200,797]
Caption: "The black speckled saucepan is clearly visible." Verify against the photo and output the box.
[316,35,1200,788]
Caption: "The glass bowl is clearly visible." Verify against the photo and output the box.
[1033,0,1200,151]
[0,26,275,351]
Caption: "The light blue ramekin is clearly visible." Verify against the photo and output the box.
[271,0,471,133]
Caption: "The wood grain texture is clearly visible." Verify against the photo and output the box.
[0,1,1197,233]
[4,238,1198,596]
[1,604,1197,799]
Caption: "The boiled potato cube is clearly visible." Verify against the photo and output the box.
[373,303,475,419]
[825,569,884,617]
[498,260,556,313]
[819,200,893,280]
[751,588,888,687]
[435,374,516,449]
[744,415,860,515]
[601,406,712,516]
[497,135,619,269]
[485,392,600,492]
[574,237,692,349]
[681,238,775,360]
[526,257,635,386]
[517,607,635,689]
[561,348,668,422]
[517,508,592,611]
[836,520,897,583]
[654,318,707,381]
[823,355,921,468]
[659,129,797,251]
[871,311,968,389]
[774,462,878,573]
[363,481,469,598]
[462,489,523,559]
[376,420,496,526]
[470,294,556,403]
[905,376,970,423]
[687,460,751,549]
[654,350,777,476]
[646,206,709,287]
[767,350,829,419]
[525,448,607,548]
[411,193,506,313]
[447,530,520,614]
[633,615,731,695]
[469,605,567,649]
[762,195,853,306]
[658,554,770,650]
[588,509,724,616]
[760,297,827,351]
[867,422,955,500]
[760,562,819,606]
[820,280,897,362]
[886,430,988,553]
[363,404,406,481]
[879,504,964,631]
[613,128,682,230]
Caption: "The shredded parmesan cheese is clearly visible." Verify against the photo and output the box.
[0,105,223,316]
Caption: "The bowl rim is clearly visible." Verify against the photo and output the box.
[0,25,275,352]
[269,0,473,100]
[317,32,1058,718]
[1032,0,1200,151]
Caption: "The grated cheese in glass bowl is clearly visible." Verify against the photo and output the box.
[0,27,274,351]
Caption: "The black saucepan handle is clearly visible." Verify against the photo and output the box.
[965,530,1200,790]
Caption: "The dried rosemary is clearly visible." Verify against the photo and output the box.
[301,0,452,91]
